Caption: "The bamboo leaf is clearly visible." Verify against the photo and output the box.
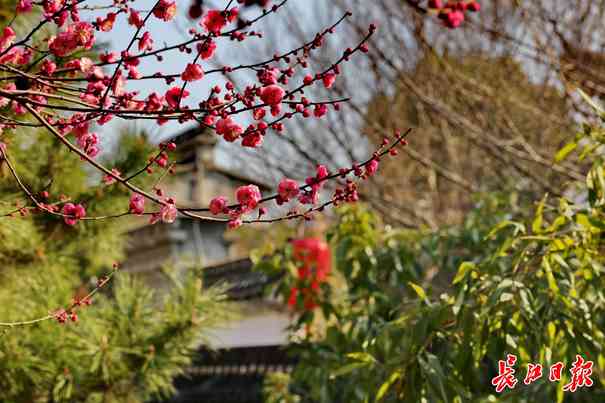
[375,370,402,402]
[408,281,427,301]
[330,362,370,378]
[453,262,476,285]
[554,142,577,162]
[346,352,376,364]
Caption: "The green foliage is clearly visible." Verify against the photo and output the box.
[0,273,227,403]
[263,372,301,403]
[0,127,228,402]
[263,116,605,401]
[0,3,230,401]
[0,121,226,403]
[0,130,224,402]
[260,195,517,401]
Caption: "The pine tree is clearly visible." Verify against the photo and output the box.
[0,121,229,403]
[0,3,228,402]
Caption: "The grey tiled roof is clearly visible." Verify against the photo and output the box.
[202,258,279,300]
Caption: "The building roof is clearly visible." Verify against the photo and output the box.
[203,258,281,301]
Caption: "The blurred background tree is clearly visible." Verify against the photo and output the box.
[363,53,578,227]
[225,0,605,228]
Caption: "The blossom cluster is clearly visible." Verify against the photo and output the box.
[0,0,416,231]
[204,129,407,228]
[427,0,480,28]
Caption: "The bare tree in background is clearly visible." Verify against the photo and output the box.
[222,0,605,228]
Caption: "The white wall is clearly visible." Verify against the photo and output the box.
[206,301,292,349]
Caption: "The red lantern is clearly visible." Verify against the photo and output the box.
[288,238,331,311]
[292,238,331,281]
